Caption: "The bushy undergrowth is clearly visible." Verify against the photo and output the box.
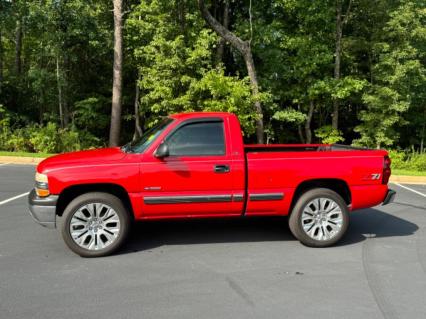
[0,106,101,153]
[388,150,426,171]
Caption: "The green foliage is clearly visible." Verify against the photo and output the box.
[186,69,269,135]
[29,123,59,153]
[388,150,426,171]
[331,77,367,100]
[387,150,406,169]
[1,0,425,151]
[315,125,344,144]
[354,1,426,148]
[73,97,110,137]
[272,109,306,124]
[409,153,426,171]
[126,1,274,135]
[0,106,101,153]
[354,86,410,148]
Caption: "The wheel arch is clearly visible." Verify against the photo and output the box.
[289,178,351,214]
[55,183,134,219]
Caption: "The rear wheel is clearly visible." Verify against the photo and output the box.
[61,192,130,257]
[289,188,349,247]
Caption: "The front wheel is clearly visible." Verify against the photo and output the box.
[61,192,130,257]
[288,188,349,247]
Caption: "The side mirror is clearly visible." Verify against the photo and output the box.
[154,142,169,158]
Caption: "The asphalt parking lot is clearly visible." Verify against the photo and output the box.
[0,163,425,319]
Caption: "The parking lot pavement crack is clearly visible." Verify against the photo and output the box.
[226,276,255,308]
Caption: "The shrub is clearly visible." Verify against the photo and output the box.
[30,122,60,153]
[388,150,426,171]
[0,118,102,154]
[387,150,406,169]
[407,153,426,171]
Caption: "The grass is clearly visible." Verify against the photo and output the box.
[392,169,426,176]
[0,151,55,158]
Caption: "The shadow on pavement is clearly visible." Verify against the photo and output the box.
[120,207,419,254]
[338,207,419,246]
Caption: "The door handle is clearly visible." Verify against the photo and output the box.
[214,164,230,173]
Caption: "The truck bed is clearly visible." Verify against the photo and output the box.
[244,144,388,216]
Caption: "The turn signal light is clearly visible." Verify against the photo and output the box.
[35,188,50,197]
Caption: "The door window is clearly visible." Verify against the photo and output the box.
[167,121,225,156]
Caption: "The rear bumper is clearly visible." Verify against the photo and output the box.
[382,189,396,205]
[28,189,58,229]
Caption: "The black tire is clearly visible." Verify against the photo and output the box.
[61,192,130,257]
[288,188,349,247]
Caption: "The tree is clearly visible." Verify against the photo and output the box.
[0,29,3,84]
[133,72,143,140]
[0,0,424,154]
[354,1,426,149]
[14,17,22,76]
[198,0,264,143]
[332,0,352,129]
[126,0,264,136]
[215,0,229,63]
[109,0,124,146]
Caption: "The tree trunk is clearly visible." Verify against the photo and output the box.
[297,105,305,143]
[243,50,264,143]
[109,0,124,147]
[177,0,187,37]
[56,56,64,128]
[63,54,70,127]
[421,106,426,153]
[15,18,22,76]
[332,1,343,130]
[0,30,3,84]
[198,0,264,143]
[133,76,143,141]
[305,101,315,144]
[332,0,352,130]
[216,0,229,64]
[298,124,305,143]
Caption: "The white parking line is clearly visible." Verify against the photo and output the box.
[0,163,10,166]
[0,192,30,206]
[393,183,426,198]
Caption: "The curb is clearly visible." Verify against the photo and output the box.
[0,156,45,165]
[0,155,425,184]
[389,175,426,185]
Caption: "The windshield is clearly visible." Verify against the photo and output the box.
[124,118,174,153]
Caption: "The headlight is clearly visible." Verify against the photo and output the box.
[35,172,50,197]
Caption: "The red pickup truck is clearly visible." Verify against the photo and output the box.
[29,112,395,257]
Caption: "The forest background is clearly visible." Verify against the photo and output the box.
[0,0,425,172]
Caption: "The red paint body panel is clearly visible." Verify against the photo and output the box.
[245,150,388,215]
[36,112,390,220]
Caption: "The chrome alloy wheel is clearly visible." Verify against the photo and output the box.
[301,197,344,241]
[69,203,121,251]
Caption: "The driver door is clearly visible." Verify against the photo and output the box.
[140,118,239,218]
